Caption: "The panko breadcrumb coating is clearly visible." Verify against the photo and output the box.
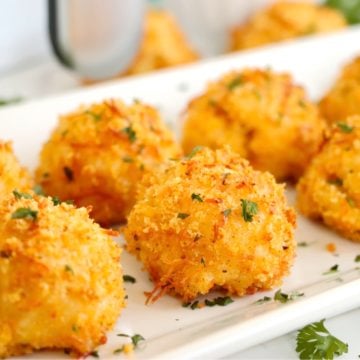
[0,141,32,196]
[181,68,326,181]
[230,1,346,51]
[125,147,296,302]
[122,9,198,76]
[35,99,182,226]
[297,116,360,242]
[319,56,360,124]
[0,193,124,357]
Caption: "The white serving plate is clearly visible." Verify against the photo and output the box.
[2,27,360,360]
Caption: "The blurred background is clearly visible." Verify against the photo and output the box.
[0,0,359,101]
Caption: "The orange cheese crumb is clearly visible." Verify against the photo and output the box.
[326,242,337,253]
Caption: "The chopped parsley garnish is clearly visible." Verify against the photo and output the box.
[298,99,307,108]
[52,196,62,206]
[186,145,203,159]
[0,97,23,107]
[323,264,339,275]
[177,213,190,219]
[72,324,79,332]
[346,197,356,207]
[190,300,199,310]
[33,184,45,196]
[204,296,234,307]
[123,275,136,283]
[222,208,232,217]
[240,199,258,222]
[122,125,137,143]
[11,207,38,221]
[64,265,74,273]
[114,348,123,354]
[325,0,360,24]
[182,302,191,308]
[337,122,354,133]
[296,319,348,359]
[89,350,99,358]
[122,156,134,163]
[227,76,243,90]
[355,255,360,262]
[254,296,271,305]
[191,193,203,202]
[13,190,32,200]
[327,178,343,186]
[117,333,145,348]
[274,289,304,303]
[298,241,310,247]
[85,110,102,122]
[63,166,74,181]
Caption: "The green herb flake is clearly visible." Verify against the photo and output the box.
[240,199,258,222]
[72,324,79,332]
[13,190,32,200]
[89,350,99,358]
[131,334,145,347]
[346,197,356,207]
[182,302,191,308]
[117,333,130,338]
[274,289,304,303]
[298,241,310,247]
[122,125,137,143]
[63,166,74,181]
[323,264,339,275]
[325,0,360,25]
[122,156,134,163]
[327,178,343,186]
[0,97,23,107]
[222,208,232,217]
[205,296,234,307]
[33,184,45,196]
[191,193,203,202]
[254,296,272,305]
[298,99,307,108]
[64,265,74,273]
[85,110,102,122]
[11,207,38,221]
[52,196,62,206]
[113,347,123,354]
[177,213,190,219]
[337,122,354,133]
[123,274,136,284]
[355,255,360,263]
[296,319,348,359]
[227,76,243,90]
[190,300,199,310]
[186,145,203,159]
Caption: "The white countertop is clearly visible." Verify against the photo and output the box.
[1,59,359,360]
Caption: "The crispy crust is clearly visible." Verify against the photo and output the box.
[230,1,346,51]
[297,116,360,242]
[35,99,182,226]
[0,194,124,357]
[319,56,360,123]
[181,68,326,181]
[125,147,296,302]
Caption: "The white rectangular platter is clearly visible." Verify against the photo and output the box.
[1,27,360,359]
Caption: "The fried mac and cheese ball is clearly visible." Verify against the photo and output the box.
[36,99,182,226]
[0,193,124,357]
[230,1,346,51]
[125,147,296,302]
[122,9,198,76]
[0,141,32,196]
[297,116,360,242]
[319,56,360,123]
[181,69,326,181]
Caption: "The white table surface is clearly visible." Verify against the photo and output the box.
[1,59,359,360]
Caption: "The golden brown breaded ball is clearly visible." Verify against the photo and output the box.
[35,99,182,226]
[122,9,198,76]
[297,116,360,242]
[125,147,296,302]
[0,192,124,358]
[230,1,346,51]
[181,68,326,181]
[0,141,32,197]
[319,56,360,124]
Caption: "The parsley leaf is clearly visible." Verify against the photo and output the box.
[240,199,258,222]
[205,296,234,307]
[131,334,145,347]
[191,193,203,202]
[325,0,360,24]
[323,264,339,275]
[122,125,137,143]
[13,190,32,200]
[0,97,23,107]
[274,289,304,303]
[89,350,99,358]
[186,145,203,159]
[177,213,190,219]
[227,76,243,90]
[123,275,136,283]
[254,296,271,305]
[222,208,232,217]
[296,319,348,359]
[11,207,38,221]
[85,110,102,122]
[336,122,354,133]
[33,184,45,196]
[355,255,360,263]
